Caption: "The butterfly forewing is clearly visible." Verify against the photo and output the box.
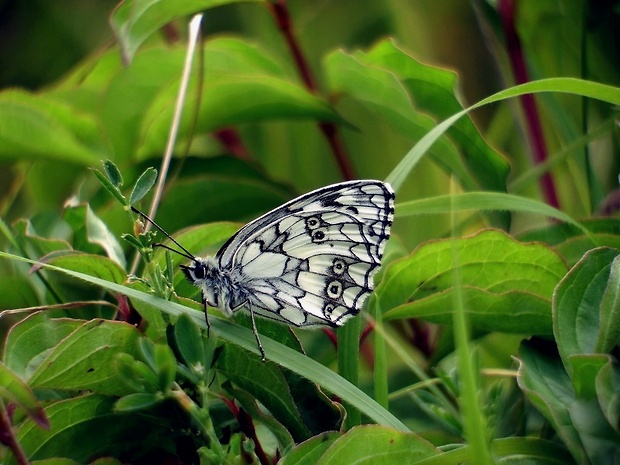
[215,180,394,327]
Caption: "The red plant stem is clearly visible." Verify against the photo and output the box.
[269,0,356,180]
[498,0,559,208]
[270,0,316,92]
[215,128,252,160]
[0,402,30,465]
[221,398,272,464]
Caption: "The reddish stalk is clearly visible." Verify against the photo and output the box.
[268,0,356,180]
[498,0,559,208]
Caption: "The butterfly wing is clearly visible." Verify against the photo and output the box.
[216,180,395,327]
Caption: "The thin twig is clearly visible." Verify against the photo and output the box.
[130,14,204,275]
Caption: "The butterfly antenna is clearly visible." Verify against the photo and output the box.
[131,206,196,261]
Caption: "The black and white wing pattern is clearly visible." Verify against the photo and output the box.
[212,180,395,327]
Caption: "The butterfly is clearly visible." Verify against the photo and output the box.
[136,180,395,361]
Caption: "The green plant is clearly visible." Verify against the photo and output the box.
[1,1,620,464]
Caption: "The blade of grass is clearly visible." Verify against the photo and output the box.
[0,250,409,432]
[386,77,620,193]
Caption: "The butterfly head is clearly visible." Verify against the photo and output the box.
[180,256,226,311]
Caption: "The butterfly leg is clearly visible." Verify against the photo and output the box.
[248,303,266,362]
[202,294,210,338]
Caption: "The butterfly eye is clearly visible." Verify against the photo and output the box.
[192,262,206,280]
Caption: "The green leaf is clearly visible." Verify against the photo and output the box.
[92,168,127,206]
[0,250,409,432]
[28,319,142,396]
[517,340,620,465]
[46,253,126,285]
[553,248,620,369]
[173,312,213,375]
[63,204,126,267]
[278,432,341,465]
[13,219,71,258]
[31,459,81,465]
[114,392,163,412]
[225,383,295,450]
[103,160,123,187]
[0,275,40,310]
[317,425,439,464]
[152,177,290,235]
[379,229,567,335]
[329,39,510,193]
[0,89,104,164]
[111,0,263,63]
[386,287,554,335]
[3,312,84,378]
[397,191,587,232]
[130,167,157,205]
[519,218,620,267]
[15,394,176,462]
[0,362,49,428]
[140,75,344,157]
[218,345,312,441]
[154,343,177,391]
[517,340,585,463]
[596,360,620,431]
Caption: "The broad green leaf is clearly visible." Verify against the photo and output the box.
[568,354,610,399]
[385,287,553,336]
[360,39,510,193]
[519,341,620,465]
[517,340,585,464]
[111,0,263,63]
[129,166,157,205]
[279,432,341,465]
[0,250,409,432]
[151,176,290,235]
[553,248,620,369]
[3,312,84,378]
[596,360,620,431]
[519,218,620,267]
[323,49,467,186]
[599,254,620,353]
[379,229,567,335]
[15,394,176,463]
[46,254,126,285]
[31,459,80,465]
[225,383,295,450]
[0,362,48,428]
[0,275,40,310]
[397,191,587,232]
[12,219,71,258]
[63,204,126,267]
[140,75,344,157]
[318,425,439,464]
[218,345,312,441]
[28,319,142,396]
[0,90,104,164]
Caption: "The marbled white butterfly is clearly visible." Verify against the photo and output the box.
[136,180,394,360]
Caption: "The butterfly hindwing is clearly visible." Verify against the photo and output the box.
[216,180,394,327]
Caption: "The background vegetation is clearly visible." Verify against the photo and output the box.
[0,0,619,464]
